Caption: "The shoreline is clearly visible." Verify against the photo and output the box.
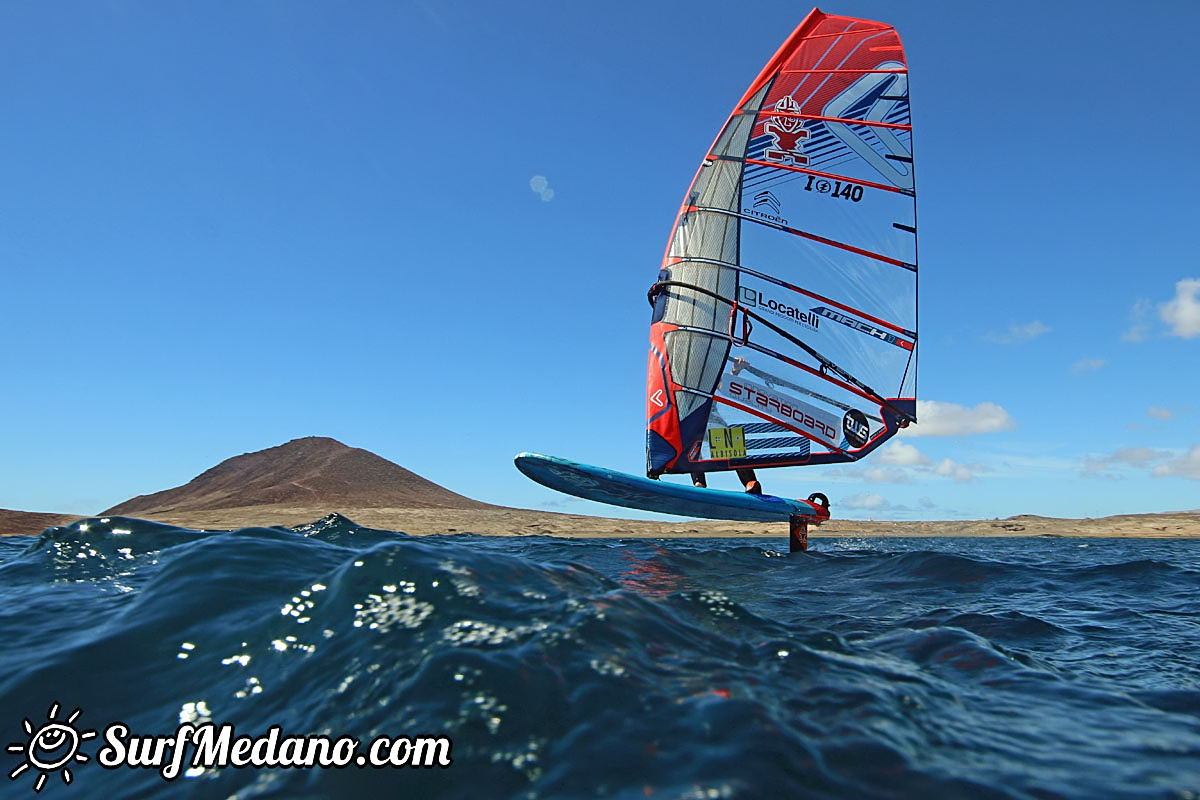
[4,506,1199,539]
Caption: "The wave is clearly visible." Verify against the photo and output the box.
[0,516,1196,798]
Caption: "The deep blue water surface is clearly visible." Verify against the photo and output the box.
[1,515,1197,799]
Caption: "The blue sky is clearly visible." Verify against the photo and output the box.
[2,1,1197,521]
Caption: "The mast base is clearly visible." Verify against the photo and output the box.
[789,513,809,553]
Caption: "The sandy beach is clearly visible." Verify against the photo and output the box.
[5,504,1199,539]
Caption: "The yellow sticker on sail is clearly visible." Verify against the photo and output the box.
[708,426,747,459]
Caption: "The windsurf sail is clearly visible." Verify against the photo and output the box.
[646,8,917,478]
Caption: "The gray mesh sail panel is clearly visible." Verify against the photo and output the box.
[661,262,737,330]
[690,159,740,213]
[712,109,756,160]
[669,210,737,264]
[673,389,710,425]
[739,84,770,115]
[664,328,729,395]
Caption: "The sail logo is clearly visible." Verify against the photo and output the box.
[822,64,913,190]
[742,190,788,226]
[842,409,871,449]
[809,306,910,349]
[762,95,809,166]
[725,377,839,446]
[740,287,818,331]
[753,191,781,216]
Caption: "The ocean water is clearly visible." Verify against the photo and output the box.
[1,516,1197,799]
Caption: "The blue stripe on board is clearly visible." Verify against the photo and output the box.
[746,450,812,461]
[740,422,791,434]
[747,437,811,451]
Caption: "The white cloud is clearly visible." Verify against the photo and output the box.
[841,492,890,510]
[1082,456,1123,479]
[1147,406,1174,421]
[1160,278,1200,339]
[1122,325,1149,343]
[934,458,976,482]
[901,400,1015,437]
[861,466,911,483]
[1153,444,1200,480]
[1084,445,1175,478]
[992,453,1080,474]
[918,496,935,509]
[1070,358,1106,375]
[1109,446,1173,465]
[1123,298,1152,342]
[857,443,984,484]
[876,441,931,466]
[987,321,1051,344]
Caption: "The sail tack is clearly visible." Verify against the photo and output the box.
[646,8,917,477]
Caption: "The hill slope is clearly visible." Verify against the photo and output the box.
[103,437,489,515]
[0,509,82,536]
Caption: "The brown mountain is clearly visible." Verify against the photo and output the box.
[103,437,490,515]
[0,509,81,536]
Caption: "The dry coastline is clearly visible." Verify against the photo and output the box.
[4,438,1197,539]
[4,505,1198,539]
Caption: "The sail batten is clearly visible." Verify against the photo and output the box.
[686,205,915,269]
[782,68,907,74]
[758,112,912,131]
[743,161,913,195]
[661,258,915,340]
[646,8,917,477]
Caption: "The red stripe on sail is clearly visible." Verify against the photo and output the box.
[782,224,910,270]
[745,159,909,195]
[756,111,910,131]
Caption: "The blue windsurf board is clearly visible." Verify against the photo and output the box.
[515,452,827,523]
